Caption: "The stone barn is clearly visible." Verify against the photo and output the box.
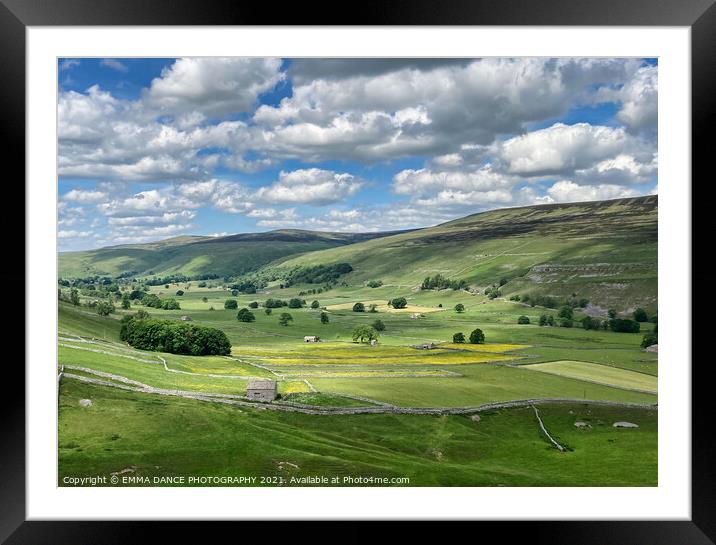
[304,335,320,343]
[246,380,277,401]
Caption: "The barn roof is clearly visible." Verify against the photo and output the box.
[247,380,277,390]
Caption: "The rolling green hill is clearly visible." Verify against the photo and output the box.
[270,196,658,313]
[59,196,657,312]
[58,229,411,278]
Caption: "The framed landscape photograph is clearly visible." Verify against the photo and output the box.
[7,0,712,542]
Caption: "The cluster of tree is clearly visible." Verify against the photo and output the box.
[366,280,383,288]
[142,293,181,310]
[420,274,469,291]
[517,315,530,324]
[298,287,325,296]
[237,308,255,322]
[388,297,407,309]
[264,298,289,308]
[320,311,329,324]
[288,298,305,308]
[229,279,265,294]
[452,328,485,344]
[608,318,641,333]
[120,315,231,356]
[484,286,501,299]
[580,316,604,330]
[352,325,379,343]
[283,263,353,287]
[224,299,238,310]
[518,294,589,310]
[353,302,365,312]
[144,274,191,287]
[193,273,221,281]
[538,314,556,327]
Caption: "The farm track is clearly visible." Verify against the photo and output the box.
[60,371,657,416]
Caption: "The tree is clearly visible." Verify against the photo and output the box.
[176,290,184,296]
[558,305,573,320]
[560,318,573,328]
[608,309,618,319]
[352,302,365,312]
[202,297,208,303]
[633,308,649,322]
[224,299,238,310]
[121,293,131,310]
[367,280,383,288]
[311,300,320,309]
[237,308,256,322]
[70,288,80,306]
[96,300,115,316]
[352,325,378,343]
[539,314,549,327]
[288,298,303,309]
[469,328,485,344]
[517,315,530,325]
[454,303,465,313]
[372,319,385,331]
[609,318,641,333]
[231,289,239,297]
[641,332,658,348]
[453,332,466,343]
[581,316,601,330]
[320,311,329,324]
[278,312,293,326]
[248,301,259,309]
[265,307,272,315]
[391,297,407,309]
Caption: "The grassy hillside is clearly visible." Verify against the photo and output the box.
[58,229,409,278]
[270,196,657,313]
[59,380,657,486]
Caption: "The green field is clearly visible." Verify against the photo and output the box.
[59,380,657,487]
[523,360,658,393]
[57,197,658,486]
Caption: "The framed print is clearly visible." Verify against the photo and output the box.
[5,0,712,542]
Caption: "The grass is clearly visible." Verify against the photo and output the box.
[309,363,656,408]
[58,379,657,487]
[523,360,658,393]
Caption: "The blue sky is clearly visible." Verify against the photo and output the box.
[58,57,657,251]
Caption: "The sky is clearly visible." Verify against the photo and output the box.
[57,57,658,251]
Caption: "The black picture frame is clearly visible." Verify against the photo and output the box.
[4,0,710,542]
